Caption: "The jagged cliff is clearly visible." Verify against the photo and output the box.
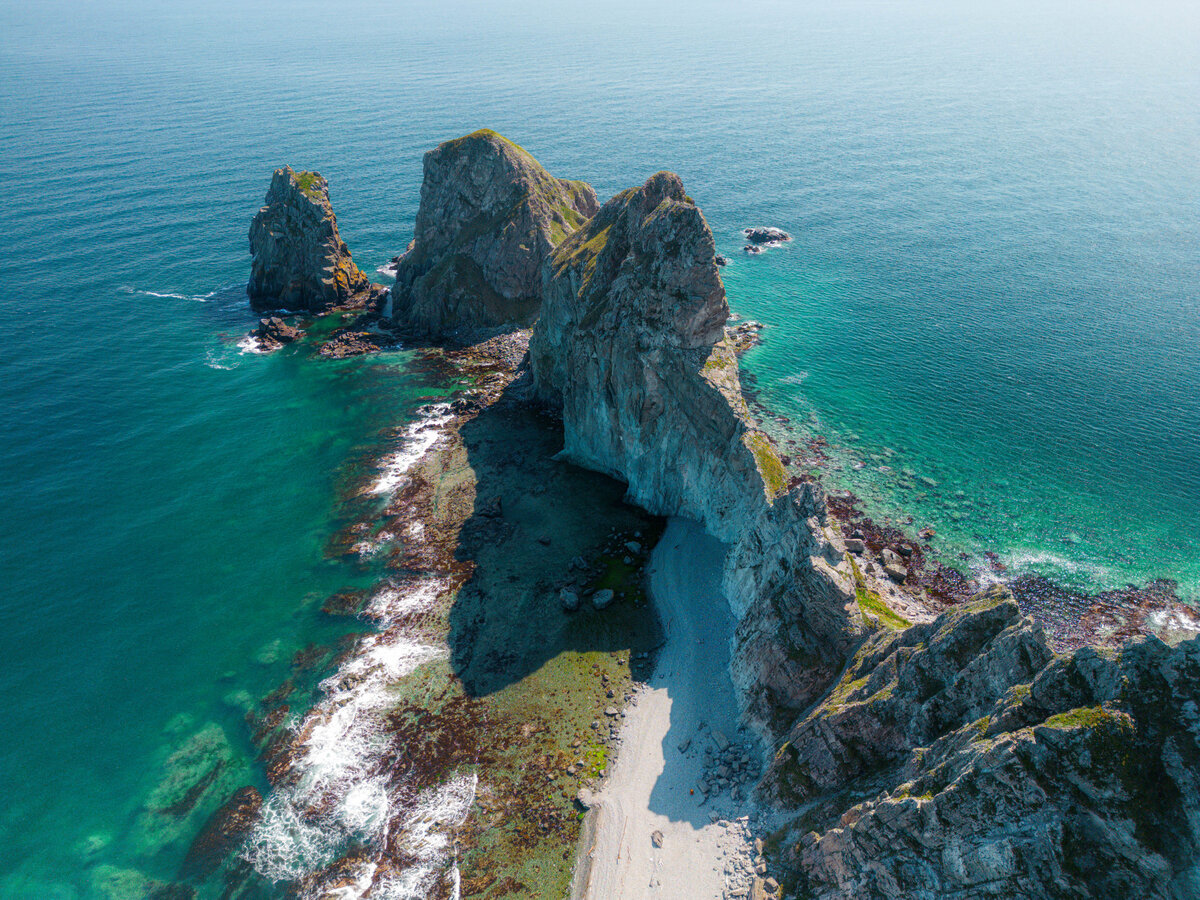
[773,585,1200,899]
[391,129,599,337]
[247,167,373,312]
[527,167,864,742]
[244,136,1200,898]
[530,171,788,541]
[519,157,1200,897]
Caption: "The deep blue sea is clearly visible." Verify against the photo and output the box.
[1,0,1197,896]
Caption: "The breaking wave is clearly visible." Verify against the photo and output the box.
[244,403,474,898]
[371,405,454,495]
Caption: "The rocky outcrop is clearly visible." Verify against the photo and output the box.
[248,167,375,312]
[743,227,791,245]
[250,316,302,351]
[391,129,598,337]
[764,585,1200,899]
[530,171,786,542]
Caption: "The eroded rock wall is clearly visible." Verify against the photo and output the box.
[771,586,1200,899]
[248,167,372,312]
[531,172,780,541]
[391,129,598,337]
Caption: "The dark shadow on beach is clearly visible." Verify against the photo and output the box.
[445,373,665,697]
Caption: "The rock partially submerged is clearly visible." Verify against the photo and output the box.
[248,167,377,312]
[743,226,791,245]
[250,316,302,351]
[391,129,598,337]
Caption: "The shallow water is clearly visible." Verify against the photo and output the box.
[1,0,1197,895]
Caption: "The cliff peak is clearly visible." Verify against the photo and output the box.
[531,171,783,537]
[390,130,599,337]
[247,166,372,313]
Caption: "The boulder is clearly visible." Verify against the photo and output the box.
[250,316,303,351]
[391,129,598,337]
[248,167,374,312]
[591,589,614,610]
[559,589,580,612]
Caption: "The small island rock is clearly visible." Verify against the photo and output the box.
[248,167,375,312]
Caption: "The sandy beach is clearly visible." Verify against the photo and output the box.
[573,518,768,900]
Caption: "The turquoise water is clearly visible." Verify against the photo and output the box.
[1,0,1197,895]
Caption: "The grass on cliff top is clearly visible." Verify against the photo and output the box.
[744,430,787,498]
[291,170,323,201]
[443,128,548,173]
[848,555,911,630]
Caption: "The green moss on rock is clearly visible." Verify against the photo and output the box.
[291,170,323,201]
[744,431,787,497]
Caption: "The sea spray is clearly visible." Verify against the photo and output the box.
[244,402,473,897]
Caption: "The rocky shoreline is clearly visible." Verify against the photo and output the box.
[218,131,1200,899]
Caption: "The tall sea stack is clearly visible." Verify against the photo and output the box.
[247,167,372,312]
[390,129,598,337]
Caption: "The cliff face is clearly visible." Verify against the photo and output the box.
[391,129,599,337]
[767,585,1200,899]
[723,485,863,736]
[248,167,372,312]
[530,171,786,542]
[529,168,862,738]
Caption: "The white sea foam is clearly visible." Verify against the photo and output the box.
[238,334,268,355]
[363,580,441,623]
[360,775,477,900]
[244,399,474,897]
[125,284,233,302]
[1001,549,1114,582]
[205,348,237,370]
[244,598,451,889]
[371,405,454,495]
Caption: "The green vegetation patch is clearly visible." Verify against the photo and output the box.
[848,555,910,630]
[291,170,323,201]
[1043,705,1131,732]
[744,431,787,497]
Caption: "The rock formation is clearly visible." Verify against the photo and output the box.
[241,136,1200,897]
[764,585,1200,899]
[527,167,863,742]
[530,171,786,541]
[250,316,302,351]
[391,129,599,337]
[248,167,375,312]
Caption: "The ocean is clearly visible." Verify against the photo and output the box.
[1,0,1197,896]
